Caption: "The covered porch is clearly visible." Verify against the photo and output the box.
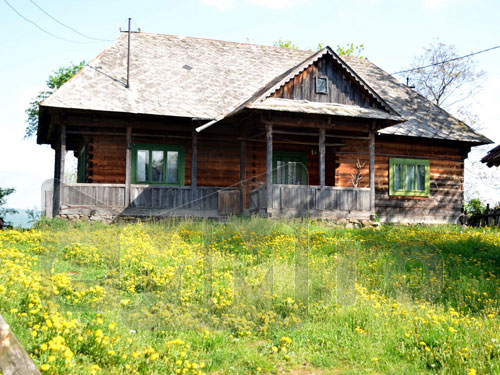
[45,107,394,221]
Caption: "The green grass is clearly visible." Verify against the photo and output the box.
[0,218,499,374]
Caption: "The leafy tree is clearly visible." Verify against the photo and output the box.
[25,61,86,139]
[464,198,485,216]
[273,40,365,57]
[402,42,485,108]
[0,187,17,218]
[336,43,365,57]
[273,39,300,50]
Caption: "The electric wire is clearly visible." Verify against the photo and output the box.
[29,0,115,42]
[3,0,112,44]
[392,45,500,75]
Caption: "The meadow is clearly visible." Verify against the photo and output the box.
[0,218,499,374]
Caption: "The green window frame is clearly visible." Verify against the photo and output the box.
[131,143,185,185]
[77,144,86,183]
[389,158,430,197]
[273,151,308,185]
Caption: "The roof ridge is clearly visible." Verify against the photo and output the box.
[134,32,313,53]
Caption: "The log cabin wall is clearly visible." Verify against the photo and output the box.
[87,135,126,183]
[336,135,468,223]
[272,55,379,109]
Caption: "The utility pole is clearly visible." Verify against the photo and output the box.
[120,18,140,88]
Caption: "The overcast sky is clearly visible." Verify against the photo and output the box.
[1,0,499,209]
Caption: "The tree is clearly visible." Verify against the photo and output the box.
[273,40,365,56]
[336,43,365,58]
[0,187,17,218]
[402,42,485,108]
[25,61,86,139]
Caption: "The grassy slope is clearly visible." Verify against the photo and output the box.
[0,219,499,375]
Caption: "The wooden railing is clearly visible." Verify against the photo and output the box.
[56,184,241,217]
[250,184,371,217]
[467,205,500,227]
[0,314,40,375]
[62,183,126,207]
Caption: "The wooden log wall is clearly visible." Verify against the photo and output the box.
[336,135,468,222]
[272,55,378,109]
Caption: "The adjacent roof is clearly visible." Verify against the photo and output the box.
[342,56,492,144]
[41,32,491,145]
[481,144,500,167]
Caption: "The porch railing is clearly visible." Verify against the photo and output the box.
[250,184,371,216]
[57,183,240,215]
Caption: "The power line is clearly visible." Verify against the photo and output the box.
[29,0,115,42]
[2,0,111,44]
[392,45,500,75]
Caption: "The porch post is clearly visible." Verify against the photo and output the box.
[125,126,132,206]
[266,124,273,212]
[369,122,376,216]
[191,130,198,188]
[52,125,66,218]
[319,128,326,187]
[240,139,246,213]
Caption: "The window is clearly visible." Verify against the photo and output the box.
[131,144,185,185]
[389,158,430,197]
[273,151,307,185]
[315,76,328,94]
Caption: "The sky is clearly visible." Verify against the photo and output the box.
[1,0,499,210]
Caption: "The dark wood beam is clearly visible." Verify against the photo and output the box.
[266,124,273,212]
[369,122,376,216]
[125,126,132,206]
[191,130,198,188]
[319,128,326,187]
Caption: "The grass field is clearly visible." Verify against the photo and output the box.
[1,219,500,374]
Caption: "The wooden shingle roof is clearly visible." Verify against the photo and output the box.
[481,144,500,167]
[41,32,491,145]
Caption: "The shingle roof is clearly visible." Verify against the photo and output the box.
[41,32,491,144]
[342,56,492,144]
[481,144,500,167]
[249,98,402,121]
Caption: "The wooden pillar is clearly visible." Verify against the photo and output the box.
[240,139,246,213]
[191,130,198,188]
[125,126,132,206]
[369,122,376,216]
[52,125,66,218]
[266,124,273,211]
[319,128,326,187]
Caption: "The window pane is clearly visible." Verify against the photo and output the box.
[167,151,179,183]
[277,160,286,184]
[416,165,426,191]
[406,165,415,191]
[316,77,327,93]
[288,162,298,185]
[136,150,149,182]
[151,151,164,182]
[394,164,404,190]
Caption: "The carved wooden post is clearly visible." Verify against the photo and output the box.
[266,124,273,213]
[319,128,326,187]
[191,130,198,189]
[369,122,376,216]
[125,126,132,206]
[240,139,246,213]
[0,314,40,375]
[52,125,66,218]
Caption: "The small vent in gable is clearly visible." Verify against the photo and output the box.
[315,76,328,94]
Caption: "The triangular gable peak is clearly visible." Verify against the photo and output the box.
[255,47,397,115]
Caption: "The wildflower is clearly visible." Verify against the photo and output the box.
[40,364,50,371]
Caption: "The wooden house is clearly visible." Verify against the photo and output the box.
[37,33,492,223]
